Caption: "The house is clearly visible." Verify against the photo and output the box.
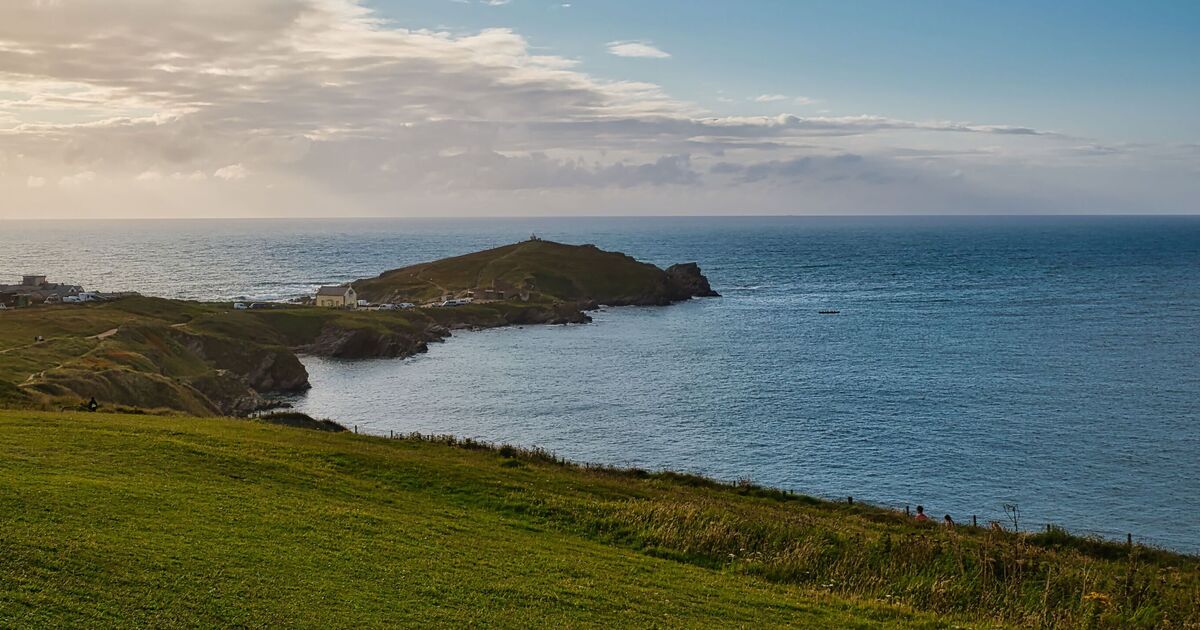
[315,285,357,308]
[0,274,83,308]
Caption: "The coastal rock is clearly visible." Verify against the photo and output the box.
[186,370,271,416]
[665,263,721,299]
[168,328,310,393]
[299,324,429,359]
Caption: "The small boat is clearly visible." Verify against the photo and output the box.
[818,309,840,315]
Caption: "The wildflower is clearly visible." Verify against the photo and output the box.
[1082,591,1113,608]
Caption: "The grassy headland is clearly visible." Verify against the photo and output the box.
[353,239,719,306]
[0,241,717,415]
[0,410,1195,628]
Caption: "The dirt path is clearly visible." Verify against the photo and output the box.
[0,337,63,355]
[89,328,118,340]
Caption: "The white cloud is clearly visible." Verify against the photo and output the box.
[753,95,817,106]
[0,0,1191,218]
[606,41,671,59]
[214,164,248,181]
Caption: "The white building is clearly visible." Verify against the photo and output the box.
[315,285,357,308]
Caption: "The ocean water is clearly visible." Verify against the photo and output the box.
[1,216,1197,552]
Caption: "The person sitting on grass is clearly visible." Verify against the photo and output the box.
[914,505,930,522]
[943,514,955,528]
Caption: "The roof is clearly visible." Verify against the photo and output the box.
[316,285,353,296]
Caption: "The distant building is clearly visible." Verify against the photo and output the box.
[315,285,357,308]
[0,275,83,308]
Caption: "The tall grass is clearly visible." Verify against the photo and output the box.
[392,431,1199,629]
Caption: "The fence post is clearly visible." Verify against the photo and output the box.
[354,425,358,434]
[1127,533,1133,546]
[972,515,977,527]
[905,505,910,517]
[847,496,853,505]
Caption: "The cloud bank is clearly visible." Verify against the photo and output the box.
[0,0,1195,218]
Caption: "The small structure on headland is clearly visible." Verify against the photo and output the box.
[314,285,357,309]
[0,274,86,308]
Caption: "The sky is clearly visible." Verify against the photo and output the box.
[0,0,1197,219]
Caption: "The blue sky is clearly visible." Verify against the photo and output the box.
[378,0,1200,143]
[1,0,1197,218]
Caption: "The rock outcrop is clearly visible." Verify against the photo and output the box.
[299,324,438,359]
[665,263,721,300]
[168,328,310,393]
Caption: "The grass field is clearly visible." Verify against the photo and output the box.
[0,410,965,629]
[1,411,1196,628]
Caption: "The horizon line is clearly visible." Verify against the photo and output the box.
[2,212,1199,222]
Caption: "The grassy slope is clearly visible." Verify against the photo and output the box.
[0,411,960,629]
[0,298,219,409]
[0,298,431,412]
[2,413,1197,628]
[0,296,608,413]
[353,240,669,304]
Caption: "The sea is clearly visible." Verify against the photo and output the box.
[1,216,1197,552]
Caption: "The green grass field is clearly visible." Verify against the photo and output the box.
[2,411,1196,628]
[0,411,965,629]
